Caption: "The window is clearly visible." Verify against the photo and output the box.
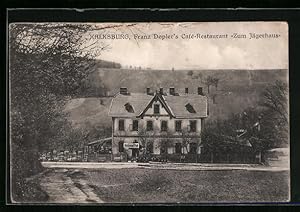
[185,88,189,94]
[146,120,153,131]
[119,141,124,152]
[175,143,182,154]
[175,120,182,132]
[125,103,134,113]
[190,120,197,132]
[161,120,168,132]
[118,119,125,131]
[212,95,217,104]
[154,104,160,114]
[170,87,175,95]
[160,142,167,154]
[185,103,196,113]
[189,142,197,154]
[146,142,153,153]
[132,120,138,131]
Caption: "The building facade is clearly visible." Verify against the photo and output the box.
[108,87,208,161]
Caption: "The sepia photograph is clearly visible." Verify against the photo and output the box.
[8,22,289,204]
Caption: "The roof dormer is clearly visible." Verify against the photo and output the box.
[124,102,134,113]
[185,103,196,113]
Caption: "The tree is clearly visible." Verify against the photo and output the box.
[187,70,194,76]
[201,107,264,163]
[201,80,289,163]
[203,75,220,94]
[260,80,288,125]
[212,78,220,90]
[9,23,107,200]
[201,126,221,162]
[259,80,289,147]
[180,129,192,155]
[178,129,202,162]
[137,128,155,156]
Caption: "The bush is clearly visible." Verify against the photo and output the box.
[11,176,49,203]
[136,154,152,163]
[11,142,45,202]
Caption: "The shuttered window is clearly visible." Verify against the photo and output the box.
[175,143,182,154]
[161,120,168,132]
[119,141,124,152]
[119,119,125,131]
[160,142,167,154]
[175,120,182,132]
[146,142,153,153]
[190,120,197,132]
[132,120,138,131]
[146,120,153,131]
[189,142,197,154]
[154,104,160,114]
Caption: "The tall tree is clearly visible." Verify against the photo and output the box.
[261,80,288,125]
[201,80,289,164]
[259,80,289,147]
[9,23,106,200]
[204,75,220,94]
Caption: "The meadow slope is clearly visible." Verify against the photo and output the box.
[65,66,288,130]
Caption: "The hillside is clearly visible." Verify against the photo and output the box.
[65,97,112,129]
[65,63,288,130]
[87,64,287,96]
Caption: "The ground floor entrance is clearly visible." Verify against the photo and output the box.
[131,148,139,159]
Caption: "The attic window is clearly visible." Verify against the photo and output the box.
[185,103,196,113]
[124,103,134,113]
[154,104,160,114]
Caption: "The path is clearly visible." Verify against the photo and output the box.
[42,161,289,171]
[39,168,104,203]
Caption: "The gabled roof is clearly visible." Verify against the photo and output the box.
[108,92,208,118]
[137,93,175,118]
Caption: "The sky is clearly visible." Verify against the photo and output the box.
[90,22,288,70]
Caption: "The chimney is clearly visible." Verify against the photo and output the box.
[120,87,128,95]
[146,87,151,95]
[198,87,204,95]
[169,87,175,95]
[159,87,164,95]
[185,88,189,94]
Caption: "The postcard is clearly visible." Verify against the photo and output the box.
[9,21,289,204]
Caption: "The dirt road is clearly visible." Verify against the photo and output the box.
[41,161,289,171]
[39,169,103,203]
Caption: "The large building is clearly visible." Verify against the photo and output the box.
[108,87,208,161]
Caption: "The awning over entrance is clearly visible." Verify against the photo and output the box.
[87,137,112,146]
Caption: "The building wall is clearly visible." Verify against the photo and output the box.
[112,136,202,156]
[112,116,203,156]
[113,117,202,136]
[111,98,204,158]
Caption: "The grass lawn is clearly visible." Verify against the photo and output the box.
[69,168,290,203]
